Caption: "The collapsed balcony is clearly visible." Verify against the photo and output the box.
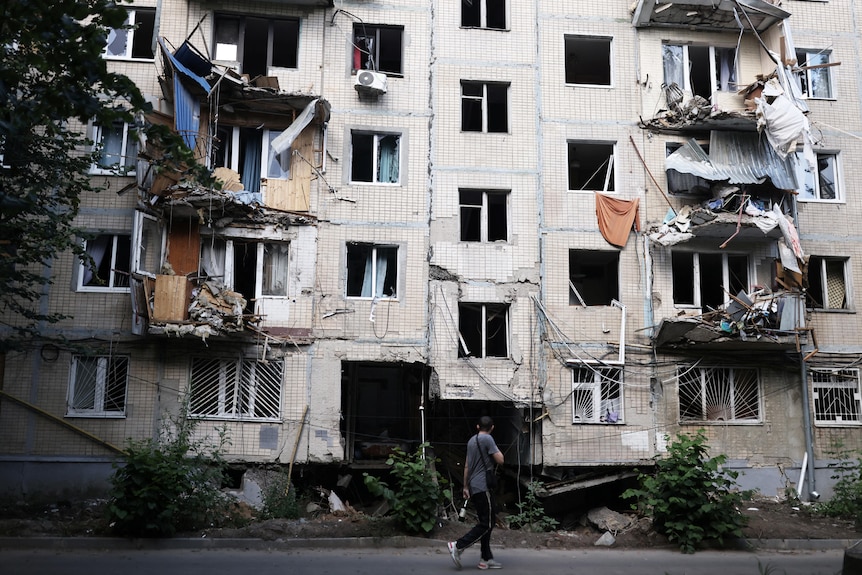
[631,0,790,33]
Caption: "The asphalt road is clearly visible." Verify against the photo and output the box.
[0,547,845,575]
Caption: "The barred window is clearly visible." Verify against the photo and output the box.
[678,366,760,423]
[67,355,129,417]
[812,369,861,424]
[189,358,283,421]
[571,365,623,424]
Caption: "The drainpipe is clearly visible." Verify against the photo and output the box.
[799,350,818,501]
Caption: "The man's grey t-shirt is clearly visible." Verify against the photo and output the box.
[466,433,500,495]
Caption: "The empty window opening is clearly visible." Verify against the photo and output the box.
[565,36,612,86]
[807,256,849,310]
[663,44,737,99]
[346,243,398,299]
[104,8,156,60]
[78,234,131,291]
[461,82,509,133]
[214,15,299,77]
[571,365,623,424]
[812,369,861,423]
[672,252,749,310]
[678,366,761,423]
[462,0,506,30]
[459,303,509,358]
[353,24,403,75]
[796,48,834,99]
[351,132,400,184]
[93,121,138,175]
[459,189,508,242]
[67,355,129,417]
[795,151,840,201]
[568,142,614,191]
[233,241,258,313]
[569,250,619,306]
[189,357,283,420]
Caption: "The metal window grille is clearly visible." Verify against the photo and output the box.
[812,369,861,423]
[190,358,283,420]
[678,366,760,422]
[68,356,128,415]
[571,366,622,424]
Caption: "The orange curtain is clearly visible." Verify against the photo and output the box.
[595,193,640,248]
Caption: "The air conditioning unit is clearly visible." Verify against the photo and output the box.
[354,70,388,96]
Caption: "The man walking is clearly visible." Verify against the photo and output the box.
[448,416,504,570]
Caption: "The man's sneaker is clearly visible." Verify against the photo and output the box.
[478,559,502,570]
[448,541,462,569]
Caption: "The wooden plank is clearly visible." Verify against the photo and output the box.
[152,274,191,322]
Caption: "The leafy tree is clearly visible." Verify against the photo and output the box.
[819,443,862,526]
[622,430,750,553]
[363,444,450,534]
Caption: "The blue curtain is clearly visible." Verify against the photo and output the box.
[241,130,262,192]
[377,135,399,183]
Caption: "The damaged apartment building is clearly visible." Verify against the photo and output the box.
[1,0,860,506]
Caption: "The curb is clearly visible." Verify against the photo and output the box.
[0,536,856,552]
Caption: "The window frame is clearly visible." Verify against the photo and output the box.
[812,368,862,425]
[677,365,762,424]
[796,48,835,100]
[199,237,291,300]
[66,355,129,418]
[806,256,851,310]
[345,243,399,300]
[103,8,156,61]
[662,43,738,98]
[671,251,751,310]
[459,189,509,243]
[567,141,616,192]
[213,14,300,76]
[795,150,842,202]
[564,35,613,87]
[90,121,138,176]
[188,357,284,422]
[77,233,132,293]
[461,81,509,134]
[349,131,402,185]
[570,363,624,424]
[352,24,404,76]
[461,0,507,30]
[458,302,510,359]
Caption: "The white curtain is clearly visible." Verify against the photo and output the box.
[201,240,226,279]
[662,45,684,89]
[262,243,289,296]
[82,235,110,286]
[716,47,737,92]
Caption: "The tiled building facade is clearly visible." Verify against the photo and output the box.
[1,0,860,502]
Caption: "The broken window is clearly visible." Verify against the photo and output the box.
[571,365,623,424]
[806,256,849,310]
[796,49,834,99]
[104,8,155,60]
[564,36,612,86]
[568,142,615,191]
[678,366,761,423]
[346,243,398,299]
[67,355,129,417]
[569,250,619,306]
[189,357,283,420]
[77,233,131,292]
[672,252,749,310]
[132,211,163,278]
[462,0,506,30]
[351,132,400,184]
[458,302,509,358]
[666,142,711,195]
[200,239,290,302]
[663,44,737,99]
[812,368,861,423]
[214,14,299,77]
[92,121,138,175]
[459,189,508,242]
[353,24,403,75]
[213,127,291,192]
[461,81,509,133]
[795,151,840,202]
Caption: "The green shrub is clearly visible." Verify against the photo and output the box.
[819,444,862,526]
[622,429,750,553]
[107,412,235,537]
[260,469,301,520]
[507,480,559,532]
[363,443,450,534]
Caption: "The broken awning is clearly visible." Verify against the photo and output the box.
[159,39,211,150]
[271,98,329,155]
[632,0,790,33]
[666,131,798,190]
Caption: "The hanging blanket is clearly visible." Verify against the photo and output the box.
[596,193,640,248]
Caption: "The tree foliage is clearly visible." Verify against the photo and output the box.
[0,0,149,345]
[622,430,750,553]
